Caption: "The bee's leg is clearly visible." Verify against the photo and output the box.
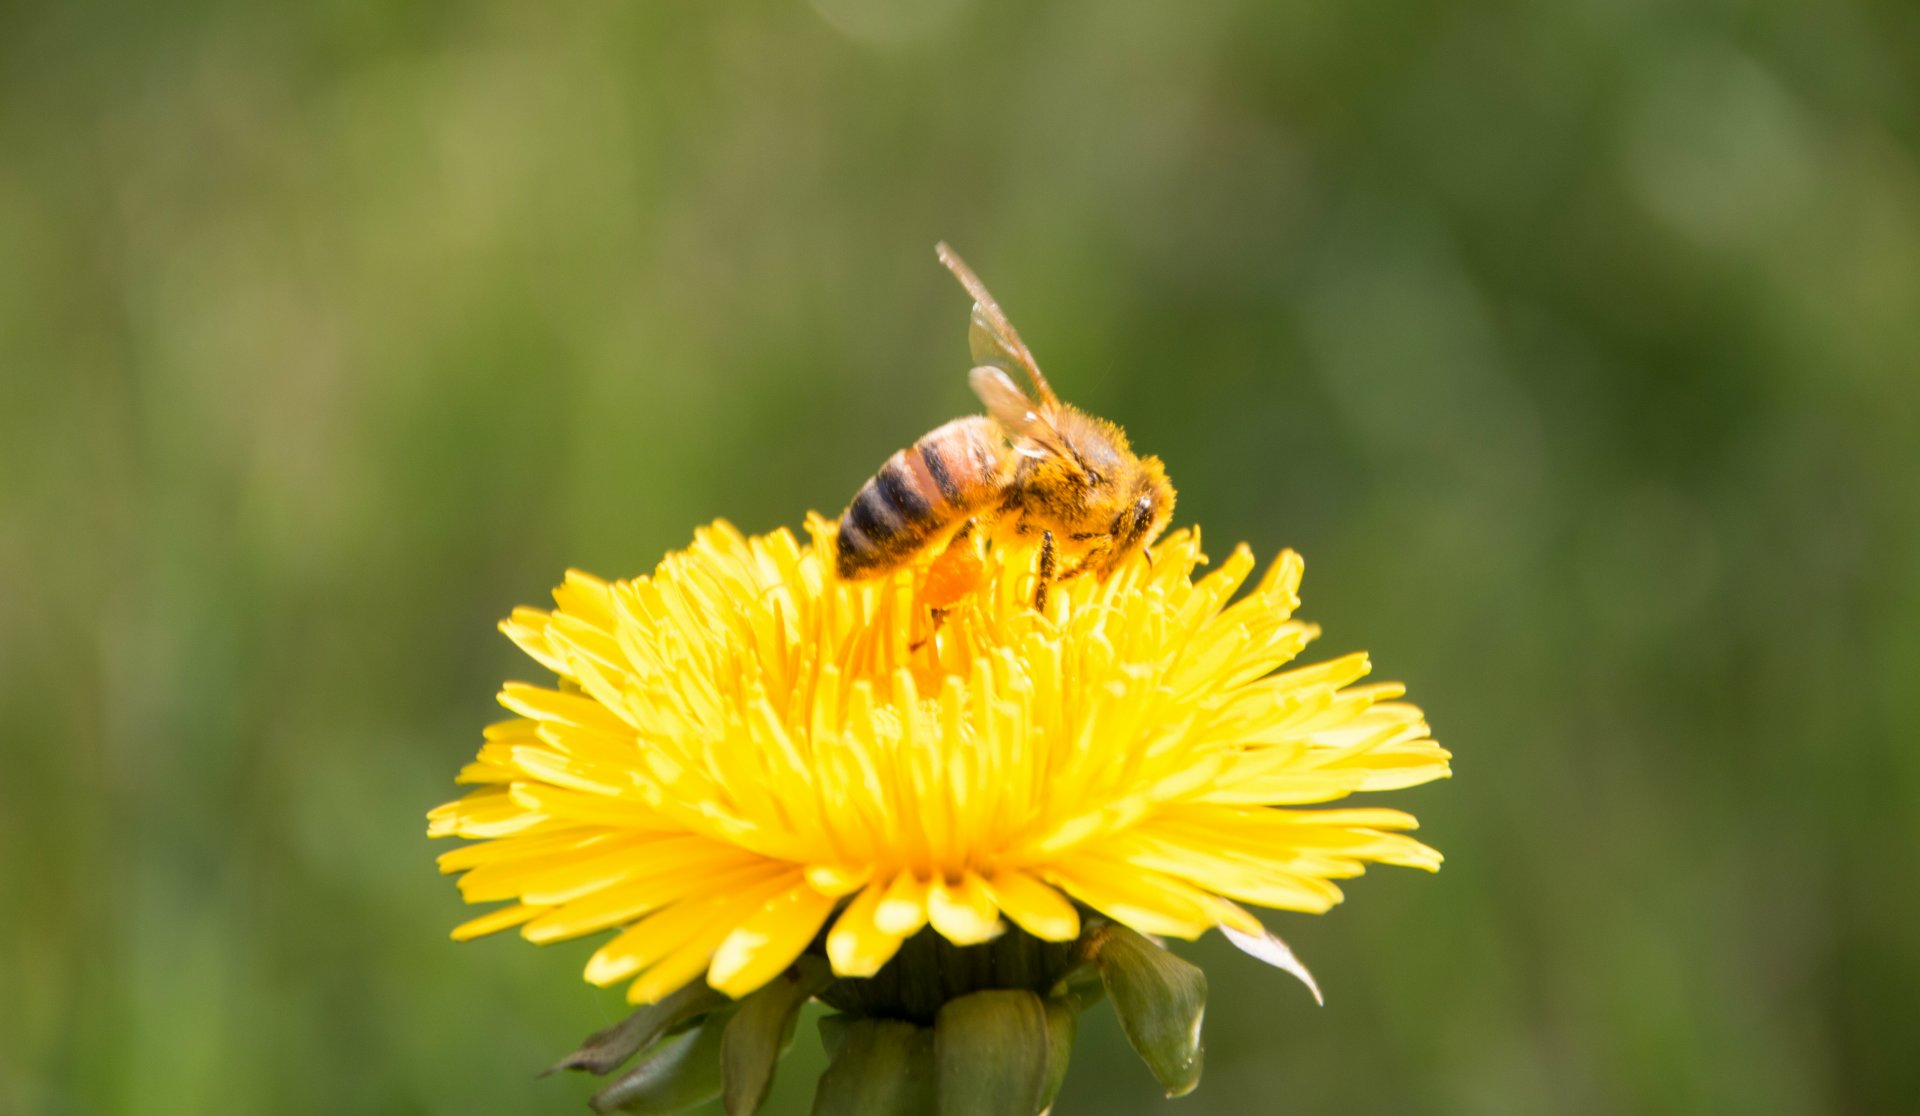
[1058,558,1098,581]
[1035,529,1057,611]
[1054,542,1107,586]
[911,607,949,653]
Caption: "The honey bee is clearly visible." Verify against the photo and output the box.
[835,243,1175,609]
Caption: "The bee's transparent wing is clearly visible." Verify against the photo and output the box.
[968,304,1034,379]
[939,242,1059,406]
[969,366,1076,464]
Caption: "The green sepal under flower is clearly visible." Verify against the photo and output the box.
[547,980,729,1079]
[1088,923,1208,1098]
[551,917,1295,1115]
[586,1007,732,1114]
[813,1017,936,1116]
[721,957,834,1115]
[934,989,1053,1116]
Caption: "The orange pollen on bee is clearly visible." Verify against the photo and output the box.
[921,540,984,609]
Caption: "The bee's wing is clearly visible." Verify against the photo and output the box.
[938,242,1060,407]
[967,305,1042,388]
[969,366,1080,466]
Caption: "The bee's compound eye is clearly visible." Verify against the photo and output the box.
[1115,496,1157,552]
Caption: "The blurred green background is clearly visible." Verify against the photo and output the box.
[5,0,1918,1112]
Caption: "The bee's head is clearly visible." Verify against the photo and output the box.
[1112,457,1176,568]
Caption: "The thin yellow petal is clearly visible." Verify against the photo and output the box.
[451,903,549,941]
[523,854,784,944]
[873,872,929,937]
[427,787,549,839]
[982,871,1080,942]
[805,863,875,898]
[926,873,1003,946]
[583,868,794,987]
[1045,860,1215,939]
[435,826,606,875]
[627,935,727,1005]
[708,883,839,997]
[826,883,905,978]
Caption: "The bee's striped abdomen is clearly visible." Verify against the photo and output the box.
[836,416,1007,579]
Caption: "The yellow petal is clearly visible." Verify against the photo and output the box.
[627,934,730,1005]
[982,871,1080,942]
[523,855,785,944]
[805,863,875,898]
[583,868,795,987]
[708,882,839,997]
[826,883,905,978]
[1098,831,1345,914]
[451,902,548,941]
[873,872,929,937]
[1045,861,1214,939]
[435,826,606,875]
[926,873,1003,945]
[427,787,549,839]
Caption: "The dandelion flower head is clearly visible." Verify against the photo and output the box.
[429,517,1449,1007]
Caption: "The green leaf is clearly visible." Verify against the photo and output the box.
[548,981,730,1077]
[933,989,1050,1116]
[589,1008,733,1114]
[722,958,833,1116]
[811,1018,936,1116]
[1091,925,1207,1097]
[1037,997,1077,1111]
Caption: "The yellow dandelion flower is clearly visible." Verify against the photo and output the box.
[429,516,1449,1013]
